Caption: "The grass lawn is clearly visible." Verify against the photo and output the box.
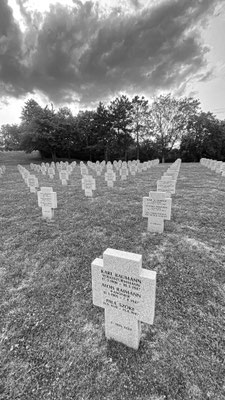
[0,152,225,400]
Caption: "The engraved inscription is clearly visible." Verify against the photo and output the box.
[143,197,171,219]
[101,268,142,316]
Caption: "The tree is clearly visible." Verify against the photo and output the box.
[147,94,200,162]
[138,138,159,161]
[20,99,44,154]
[21,99,43,124]
[20,99,59,160]
[0,124,22,151]
[204,116,225,160]
[180,112,211,161]
[91,102,115,161]
[75,110,96,160]
[180,112,225,161]
[221,120,225,160]
[130,95,149,160]
[109,95,134,160]
[55,107,78,160]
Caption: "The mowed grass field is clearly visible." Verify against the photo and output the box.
[0,151,225,400]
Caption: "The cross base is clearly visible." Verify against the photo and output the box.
[147,217,164,233]
[85,189,93,196]
[105,308,141,350]
[107,181,114,187]
[42,207,54,219]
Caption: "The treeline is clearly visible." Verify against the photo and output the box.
[1,93,225,162]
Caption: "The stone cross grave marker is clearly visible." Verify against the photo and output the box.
[120,165,128,180]
[67,165,73,174]
[48,167,55,179]
[163,169,179,180]
[41,165,47,175]
[143,191,171,233]
[107,161,113,169]
[28,175,39,193]
[142,162,148,171]
[80,163,88,176]
[59,170,68,185]
[157,179,176,195]
[82,175,96,197]
[92,248,156,350]
[215,161,223,174]
[105,170,116,187]
[137,163,143,173]
[161,175,175,181]
[130,164,137,176]
[21,169,30,183]
[96,164,102,176]
[37,187,57,220]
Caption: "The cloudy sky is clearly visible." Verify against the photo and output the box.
[0,0,225,127]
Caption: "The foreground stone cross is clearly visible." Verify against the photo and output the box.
[92,248,156,350]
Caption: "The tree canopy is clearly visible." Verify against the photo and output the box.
[1,93,224,162]
[147,94,200,162]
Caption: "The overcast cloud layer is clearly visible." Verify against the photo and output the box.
[0,0,223,108]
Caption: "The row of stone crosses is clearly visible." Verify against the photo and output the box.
[16,158,181,233]
[27,159,160,192]
[92,160,181,349]
[18,159,159,196]
[200,158,225,175]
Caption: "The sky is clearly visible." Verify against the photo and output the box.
[0,0,225,127]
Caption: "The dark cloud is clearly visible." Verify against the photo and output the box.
[0,0,223,108]
[0,0,27,96]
